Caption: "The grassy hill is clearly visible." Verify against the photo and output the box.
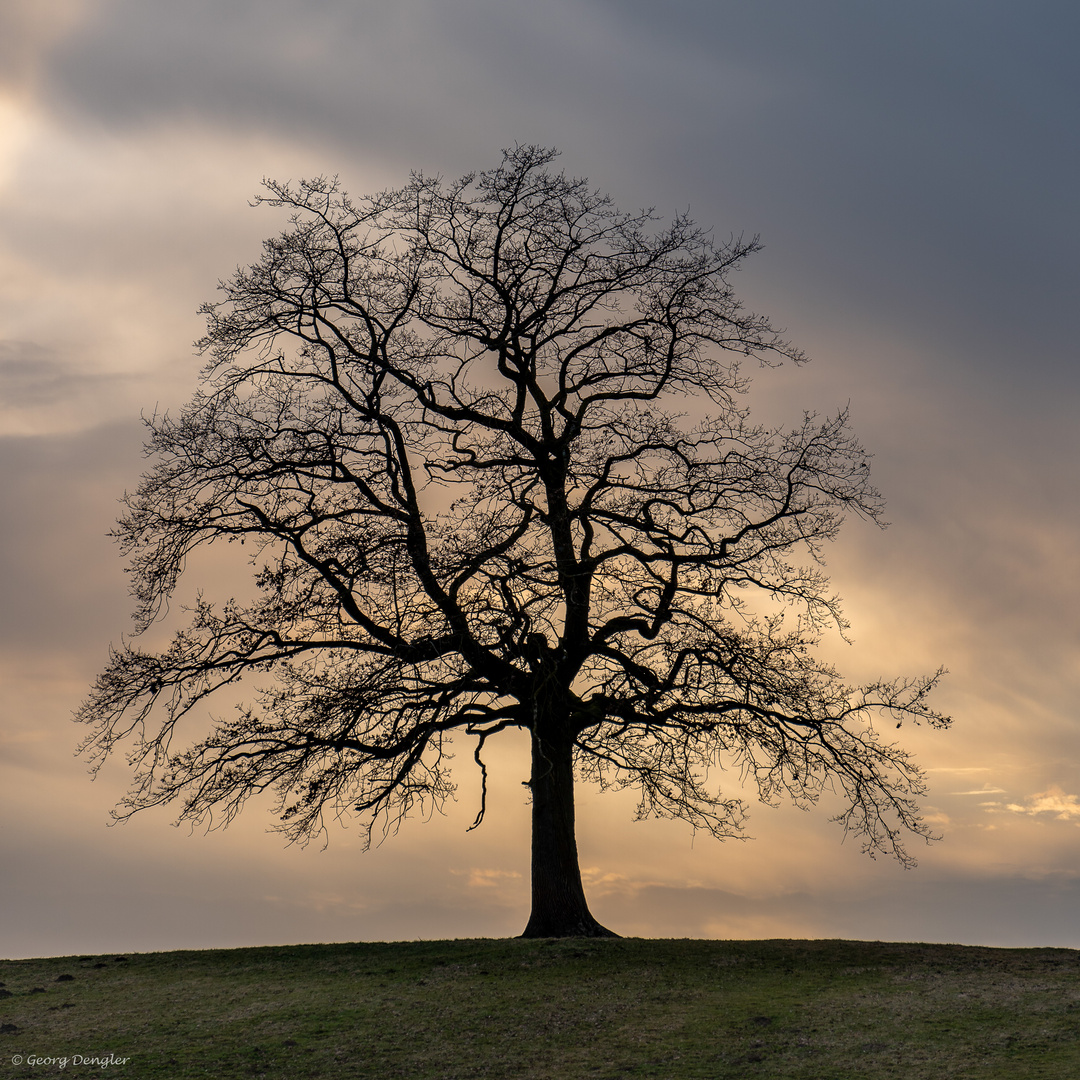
[2,937,1079,1078]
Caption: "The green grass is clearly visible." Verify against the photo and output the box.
[2,938,1079,1078]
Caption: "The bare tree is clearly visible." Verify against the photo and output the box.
[78,146,948,937]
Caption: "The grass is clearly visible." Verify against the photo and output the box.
[2,937,1079,1078]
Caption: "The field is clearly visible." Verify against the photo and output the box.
[2,937,1079,1078]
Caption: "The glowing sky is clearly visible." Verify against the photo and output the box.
[2,0,1078,959]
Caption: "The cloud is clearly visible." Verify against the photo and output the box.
[0,340,128,408]
[0,421,143,656]
[0,0,90,98]
[41,0,610,167]
[1006,788,1080,822]
[451,868,523,890]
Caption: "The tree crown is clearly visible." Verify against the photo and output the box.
[79,146,948,867]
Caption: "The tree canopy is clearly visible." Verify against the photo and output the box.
[79,146,948,937]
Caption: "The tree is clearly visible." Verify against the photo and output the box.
[78,146,948,938]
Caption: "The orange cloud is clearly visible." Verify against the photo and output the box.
[1005,787,1080,822]
[450,868,523,889]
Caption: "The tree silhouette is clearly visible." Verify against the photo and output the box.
[79,146,948,937]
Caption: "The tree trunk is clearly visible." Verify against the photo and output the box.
[520,725,617,938]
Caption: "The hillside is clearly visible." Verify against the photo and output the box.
[2,937,1078,1078]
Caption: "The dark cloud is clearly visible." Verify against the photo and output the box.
[0,341,128,408]
[602,1,1080,381]
[38,0,1080,387]
[41,1,540,163]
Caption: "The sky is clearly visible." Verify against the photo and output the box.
[1,0,1078,960]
